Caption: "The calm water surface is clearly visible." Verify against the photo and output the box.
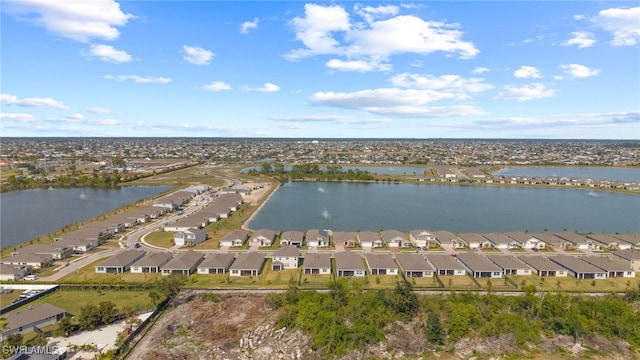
[247,182,640,234]
[0,186,171,248]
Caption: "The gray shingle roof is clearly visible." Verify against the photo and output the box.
[198,253,235,269]
[273,246,300,257]
[334,251,365,271]
[98,250,145,267]
[364,253,397,270]
[6,304,65,330]
[229,252,265,271]
[303,253,331,269]
[162,251,204,270]
[131,252,172,268]
[395,253,433,272]
[457,253,502,272]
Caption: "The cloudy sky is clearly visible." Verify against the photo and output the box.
[1,1,639,138]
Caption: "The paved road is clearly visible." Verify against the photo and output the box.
[40,249,118,281]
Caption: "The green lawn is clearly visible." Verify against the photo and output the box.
[440,275,480,289]
[58,258,160,284]
[143,230,175,248]
[513,274,639,292]
[365,274,403,289]
[404,276,443,289]
[299,274,332,288]
[17,289,153,316]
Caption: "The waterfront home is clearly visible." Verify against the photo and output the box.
[271,246,300,271]
[458,233,491,250]
[333,231,357,248]
[482,233,520,250]
[612,234,640,250]
[580,256,635,278]
[161,251,204,276]
[380,230,410,248]
[0,264,26,281]
[432,230,466,249]
[197,253,235,274]
[610,249,640,271]
[395,253,434,278]
[487,255,532,276]
[54,237,98,253]
[163,216,208,232]
[549,255,606,280]
[153,190,194,210]
[586,234,631,250]
[531,232,570,249]
[280,230,304,247]
[220,230,249,247]
[12,244,71,260]
[0,253,52,269]
[335,251,366,277]
[54,226,103,246]
[408,229,438,249]
[95,250,145,273]
[201,202,231,220]
[357,231,383,249]
[457,253,503,279]
[1,304,66,340]
[504,231,546,249]
[174,228,208,247]
[302,253,331,275]
[518,255,567,277]
[306,229,331,248]
[130,252,172,273]
[249,229,277,247]
[426,254,467,276]
[229,252,265,277]
[364,253,398,275]
[554,231,598,250]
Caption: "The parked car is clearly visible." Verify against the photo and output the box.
[24,275,37,281]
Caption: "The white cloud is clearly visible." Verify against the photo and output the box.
[470,111,640,130]
[1,93,69,110]
[390,73,493,94]
[592,7,640,46]
[326,58,391,72]
[182,46,214,65]
[84,44,132,63]
[270,114,391,125]
[560,64,600,78]
[240,18,258,34]
[104,75,171,83]
[254,83,280,92]
[203,81,232,91]
[493,83,557,101]
[66,113,85,120]
[513,66,542,79]
[561,31,596,48]
[0,113,37,122]
[2,0,134,42]
[286,3,478,69]
[88,107,110,114]
[472,67,489,74]
[309,88,485,117]
[92,118,121,125]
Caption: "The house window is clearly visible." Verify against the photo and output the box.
[559,271,564,275]
[524,269,530,274]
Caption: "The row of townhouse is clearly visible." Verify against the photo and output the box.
[91,247,640,280]
[162,193,243,235]
[216,229,640,251]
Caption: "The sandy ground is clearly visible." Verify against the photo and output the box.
[47,312,152,359]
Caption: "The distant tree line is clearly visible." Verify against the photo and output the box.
[249,162,375,182]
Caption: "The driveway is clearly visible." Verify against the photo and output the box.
[41,249,118,282]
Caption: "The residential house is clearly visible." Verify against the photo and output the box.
[549,255,607,280]
[610,249,640,271]
[1,304,66,340]
[580,256,635,278]
[518,255,568,277]
[153,190,193,210]
[302,253,331,275]
[612,234,640,250]
[530,233,568,249]
[586,234,631,250]
[357,231,383,249]
[130,252,172,273]
[482,233,520,250]
[229,252,265,277]
[432,230,466,249]
[0,264,27,281]
[395,253,434,278]
[161,251,204,276]
[271,246,301,271]
[1,253,52,269]
[380,230,410,248]
[53,237,98,253]
[554,231,598,250]
[458,233,491,250]
[12,244,71,260]
[457,253,503,278]
[220,230,249,247]
[306,229,331,248]
[280,230,304,247]
[197,253,235,274]
[335,251,366,277]
[426,254,467,276]
[163,216,208,232]
[504,231,546,249]
[408,230,438,249]
[174,228,208,247]
[364,253,399,275]
[249,229,277,247]
[95,250,145,273]
[333,231,357,248]
[487,255,531,276]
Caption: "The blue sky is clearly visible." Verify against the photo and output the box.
[1,1,639,139]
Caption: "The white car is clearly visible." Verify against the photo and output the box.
[24,275,37,281]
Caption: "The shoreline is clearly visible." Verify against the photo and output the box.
[241,182,280,232]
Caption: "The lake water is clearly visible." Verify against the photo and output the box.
[247,182,640,234]
[493,167,640,182]
[0,186,171,248]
